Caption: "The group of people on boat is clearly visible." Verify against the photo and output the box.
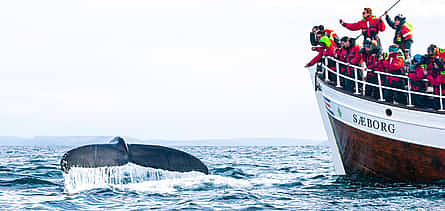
[305,8,445,110]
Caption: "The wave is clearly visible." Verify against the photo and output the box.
[0,177,56,187]
[211,166,253,179]
[16,166,59,172]
[0,166,12,172]
[276,181,304,188]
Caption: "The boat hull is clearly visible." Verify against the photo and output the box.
[329,115,445,182]
[308,66,445,182]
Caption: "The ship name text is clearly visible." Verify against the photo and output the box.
[352,114,395,134]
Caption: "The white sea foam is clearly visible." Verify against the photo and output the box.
[119,174,252,194]
[63,163,251,194]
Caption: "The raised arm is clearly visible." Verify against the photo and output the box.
[385,15,396,29]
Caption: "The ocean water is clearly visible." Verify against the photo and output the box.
[0,144,444,210]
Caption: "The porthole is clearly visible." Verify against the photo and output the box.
[386,109,392,117]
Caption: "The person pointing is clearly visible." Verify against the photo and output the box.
[339,8,386,47]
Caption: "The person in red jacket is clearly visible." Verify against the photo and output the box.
[425,49,435,67]
[335,37,362,92]
[335,37,349,87]
[426,58,445,110]
[383,45,406,104]
[360,38,384,99]
[407,54,428,108]
[427,44,445,61]
[305,32,336,68]
[385,14,413,60]
[339,8,385,46]
[305,32,337,83]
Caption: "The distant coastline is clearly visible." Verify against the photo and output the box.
[0,136,326,146]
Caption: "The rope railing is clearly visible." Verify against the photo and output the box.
[319,56,445,111]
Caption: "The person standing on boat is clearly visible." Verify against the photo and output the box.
[335,37,348,87]
[336,37,362,92]
[320,25,340,48]
[426,58,445,110]
[310,25,321,46]
[423,49,441,105]
[385,13,414,60]
[383,45,406,104]
[427,44,445,61]
[408,54,428,108]
[310,25,339,48]
[339,8,385,47]
[335,37,349,87]
[305,31,336,70]
[360,38,384,99]
[425,47,437,67]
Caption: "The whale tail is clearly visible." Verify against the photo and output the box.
[60,137,208,174]
[128,144,208,174]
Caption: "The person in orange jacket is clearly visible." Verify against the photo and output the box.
[382,45,406,104]
[335,37,362,92]
[385,13,414,59]
[339,8,385,46]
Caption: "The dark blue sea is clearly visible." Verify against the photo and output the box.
[1,144,444,210]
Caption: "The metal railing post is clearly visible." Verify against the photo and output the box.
[324,57,329,82]
[336,61,341,87]
[354,67,360,95]
[439,84,445,111]
[377,73,384,101]
[407,78,414,107]
[362,69,366,96]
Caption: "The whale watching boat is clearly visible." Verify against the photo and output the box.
[308,57,445,182]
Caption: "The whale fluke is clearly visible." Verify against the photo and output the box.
[128,144,208,174]
[60,137,208,174]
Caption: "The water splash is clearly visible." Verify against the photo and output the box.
[63,163,204,194]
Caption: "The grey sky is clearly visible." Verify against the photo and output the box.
[0,0,444,140]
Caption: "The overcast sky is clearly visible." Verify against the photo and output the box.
[0,0,444,140]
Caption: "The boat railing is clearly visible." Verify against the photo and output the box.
[318,56,445,112]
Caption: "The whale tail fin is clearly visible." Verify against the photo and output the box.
[128,144,209,174]
[61,137,208,175]
[60,142,129,174]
